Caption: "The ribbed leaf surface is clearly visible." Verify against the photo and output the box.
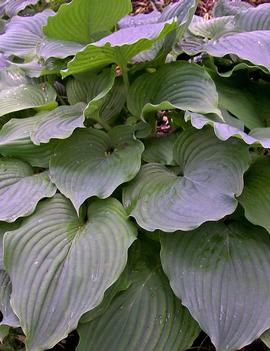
[0,158,56,222]
[204,31,270,72]
[143,133,178,165]
[77,266,200,351]
[50,126,144,212]
[123,128,249,232]
[160,221,270,351]
[30,103,85,145]
[238,158,270,233]
[4,0,39,17]
[127,62,220,119]
[0,81,57,118]
[0,116,58,167]
[4,194,136,351]
[44,0,132,43]
[63,20,177,77]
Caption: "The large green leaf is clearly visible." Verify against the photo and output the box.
[30,103,85,145]
[50,126,144,212]
[62,20,177,77]
[0,222,20,329]
[142,133,178,166]
[127,62,220,119]
[184,111,270,148]
[123,128,249,232]
[160,221,270,351]
[238,158,270,233]
[77,265,200,351]
[44,0,132,44]
[4,194,136,351]
[0,10,84,60]
[0,116,58,167]
[66,67,125,123]
[0,158,56,222]
[203,30,270,72]
[210,72,270,129]
[261,329,270,348]
[0,68,57,117]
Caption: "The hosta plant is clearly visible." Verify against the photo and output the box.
[0,0,270,350]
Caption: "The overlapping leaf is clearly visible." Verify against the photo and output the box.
[127,61,220,119]
[0,115,58,167]
[30,103,85,145]
[63,20,177,77]
[123,128,249,232]
[50,126,144,212]
[160,221,270,351]
[4,194,136,351]
[238,157,270,233]
[44,0,132,43]
[0,158,56,222]
[77,264,200,351]
[0,10,84,61]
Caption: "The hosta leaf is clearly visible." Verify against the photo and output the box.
[160,221,270,351]
[127,62,220,119]
[0,222,20,328]
[4,194,136,351]
[0,158,56,222]
[0,10,84,60]
[184,111,270,148]
[77,265,200,351]
[4,0,39,17]
[118,11,161,29]
[66,67,123,122]
[213,0,252,17]
[0,68,57,117]
[238,158,270,233]
[123,128,249,232]
[189,15,236,39]
[30,103,85,145]
[236,4,270,31]
[50,126,144,212]
[142,133,178,165]
[63,20,177,77]
[261,330,270,348]
[0,116,58,167]
[44,0,132,44]
[203,31,270,72]
[210,73,270,129]
[0,325,9,342]
[80,267,131,324]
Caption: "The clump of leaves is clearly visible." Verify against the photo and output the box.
[0,0,270,351]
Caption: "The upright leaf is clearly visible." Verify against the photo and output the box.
[44,0,132,44]
[160,221,270,351]
[123,128,249,232]
[4,194,136,351]
[63,20,177,77]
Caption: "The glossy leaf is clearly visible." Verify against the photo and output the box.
[123,128,249,232]
[0,116,58,167]
[127,61,220,119]
[160,221,270,351]
[4,194,136,351]
[44,0,132,43]
[30,103,85,145]
[0,158,56,222]
[63,20,177,77]
[77,265,200,351]
[50,126,144,212]
[238,158,270,233]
